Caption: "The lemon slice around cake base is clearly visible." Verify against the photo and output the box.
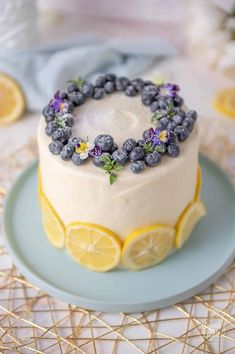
[121,225,175,271]
[194,166,202,201]
[38,168,65,248]
[176,200,206,249]
[66,222,121,272]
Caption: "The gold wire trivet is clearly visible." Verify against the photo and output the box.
[0,118,235,354]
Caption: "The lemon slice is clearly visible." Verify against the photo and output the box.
[213,88,235,118]
[176,200,206,249]
[66,222,121,272]
[37,167,43,205]
[121,225,175,270]
[0,72,25,124]
[194,166,202,201]
[38,172,65,248]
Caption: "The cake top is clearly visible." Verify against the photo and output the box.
[42,74,198,185]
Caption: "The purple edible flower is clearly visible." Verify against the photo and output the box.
[146,128,170,145]
[89,145,103,157]
[49,91,72,113]
[159,83,180,98]
[148,127,155,138]
[59,101,71,114]
[49,92,63,112]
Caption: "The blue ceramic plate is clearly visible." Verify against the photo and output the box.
[3,155,235,313]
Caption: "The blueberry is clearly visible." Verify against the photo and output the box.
[95,76,106,87]
[158,99,168,110]
[67,83,78,93]
[63,127,72,140]
[142,85,158,98]
[42,105,50,117]
[80,82,94,97]
[123,138,137,153]
[92,87,105,100]
[112,149,128,165]
[177,109,186,118]
[105,73,116,81]
[144,80,154,86]
[94,134,114,152]
[167,122,177,131]
[42,106,54,123]
[93,153,111,167]
[172,114,183,125]
[183,118,195,132]
[173,96,184,107]
[110,143,118,153]
[150,101,159,112]
[130,160,145,174]
[125,85,137,97]
[138,139,145,147]
[66,101,74,112]
[145,152,161,167]
[45,122,57,136]
[168,131,178,145]
[142,94,153,106]
[69,137,80,147]
[159,117,170,128]
[60,143,75,160]
[186,110,197,121]
[167,144,180,157]
[131,78,144,92]
[115,77,129,91]
[61,113,74,127]
[104,81,115,94]
[143,129,152,140]
[129,147,145,162]
[52,127,72,142]
[157,122,165,130]
[174,126,190,141]
[72,153,84,166]
[57,90,67,99]
[49,141,63,155]
[68,92,85,106]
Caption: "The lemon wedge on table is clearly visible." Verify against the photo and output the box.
[66,222,121,272]
[175,200,206,249]
[121,225,175,270]
[213,88,235,119]
[0,72,25,124]
[38,171,65,248]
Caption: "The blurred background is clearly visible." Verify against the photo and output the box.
[0,0,235,153]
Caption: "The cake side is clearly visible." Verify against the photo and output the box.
[38,115,199,238]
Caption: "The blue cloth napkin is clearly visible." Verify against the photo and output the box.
[0,37,177,111]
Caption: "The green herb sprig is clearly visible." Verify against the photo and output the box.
[143,141,166,154]
[151,101,175,127]
[101,155,123,185]
[54,113,67,128]
[67,77,85,90]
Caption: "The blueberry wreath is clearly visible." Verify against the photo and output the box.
[42,74,198,185]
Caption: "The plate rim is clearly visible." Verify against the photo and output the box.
[3,155,235,313]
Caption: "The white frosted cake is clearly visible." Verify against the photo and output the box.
[38,75,206,272]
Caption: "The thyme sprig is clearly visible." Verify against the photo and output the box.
[101,154,123,185]
[151,101,175,126]
[143,141,166,154]
[67,77,85,90]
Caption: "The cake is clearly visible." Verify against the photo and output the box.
[38,75,206,272]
